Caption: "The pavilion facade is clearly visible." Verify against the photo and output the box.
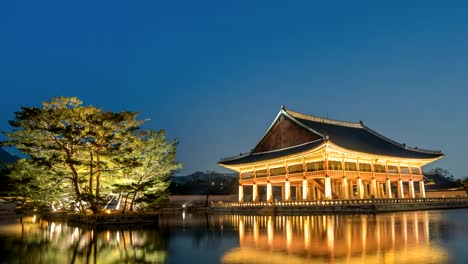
[218,107,444,203]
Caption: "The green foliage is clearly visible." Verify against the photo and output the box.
[114,130,182,212]
[1,97,181,213]
[5,158,66,211]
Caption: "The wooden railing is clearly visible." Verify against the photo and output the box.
[240,169,423,183]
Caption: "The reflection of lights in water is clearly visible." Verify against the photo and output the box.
[268,217,274,248]
[253,217,259,246]
[327,216,334,252]
[71,227,79,243]
[106,231,110,241]
[414,212,419,244]
[49,222,56,241]
[226,212,447,263]
[33,215,36,223]
[116,231,120,243]
[304,217,310,249]
[286,219,292,251]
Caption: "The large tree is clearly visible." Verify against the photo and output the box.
[2,97,180,213]
[114,130,181,212]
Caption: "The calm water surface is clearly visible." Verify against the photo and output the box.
[0,209,467,263]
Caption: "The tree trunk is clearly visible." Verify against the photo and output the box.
[122,193,130,214]
[89,151,93,195]
[95,153,101,212]
[130,192,138,211]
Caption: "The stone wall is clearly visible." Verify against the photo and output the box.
[425,190,467,198]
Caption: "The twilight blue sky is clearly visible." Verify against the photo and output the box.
[1,1,468,177]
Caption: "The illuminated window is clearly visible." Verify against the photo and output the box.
[329,161,342,170]
[400,167,409,174]
[345,162,357,171]
[288,164,304,174]
[306,161,324,171]
[374,164,386,172]
[388,165,398,174]
[269,167,285,176]
[359,163,371,172]
[256,169,268,177]
[241,171,254,179]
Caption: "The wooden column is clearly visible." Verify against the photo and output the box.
[239,185,244,203]
[252,183,258,202]
[408,180,415,198]
[342,176,349,199]
[296,185,301,201]
[386,179,392,198]
[370,178,377,198]
[363,181,369,198]
[324,176,332,200]
[310,186,317,201]
[302,179,309,201]
[357,178,364,199]
[379,183,385,198]
[266,182,273,202]
[348,181,354,199]
[397,180,404,198]
[284,180,291,201]
[419,180,426,198]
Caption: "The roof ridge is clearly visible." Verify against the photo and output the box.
[284,106,443,155]
[250,138,324,155]
[285,109,363,128]
[218,152,252,163]
[361,124,443,155]
[218,139,324,163]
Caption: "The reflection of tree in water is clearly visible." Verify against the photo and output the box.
[0,216,169,264]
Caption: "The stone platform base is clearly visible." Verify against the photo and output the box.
[212,197,468,215]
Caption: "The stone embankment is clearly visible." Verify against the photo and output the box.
[212,197,468,215]
[42,212,159,227]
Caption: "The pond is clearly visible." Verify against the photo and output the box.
[0,209,467,263]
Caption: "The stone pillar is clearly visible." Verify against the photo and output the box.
[408,180,415,198]
[302,179,309,201]
[397,180,404,198]
[342,176,349,199]
[284,180,291,201]
[266,182,273,202]
[419,180,426,198]
[386,179,392,199]
[357,178,364,199]
[370,178,377,198]
[239,185,244,203]
[324,176,332,199]
[252,184,258,202]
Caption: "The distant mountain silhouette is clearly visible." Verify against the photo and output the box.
[423,171,464,191]
[169,171,238,195]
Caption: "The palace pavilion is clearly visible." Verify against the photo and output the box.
[218,106,444,203]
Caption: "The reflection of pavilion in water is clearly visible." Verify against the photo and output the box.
[220,212,449,263]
